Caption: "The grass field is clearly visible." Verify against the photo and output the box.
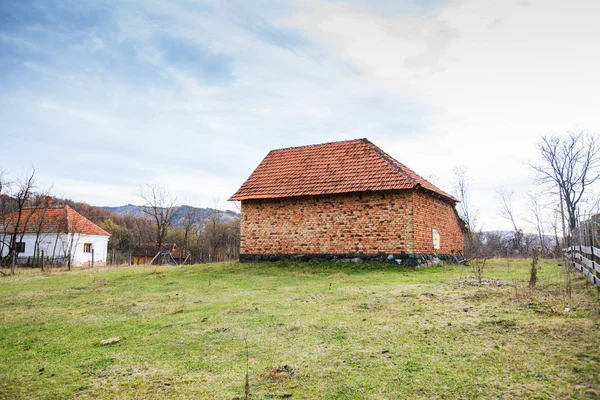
[0,259,599,399]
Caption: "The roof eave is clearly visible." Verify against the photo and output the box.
[229,186,458,202]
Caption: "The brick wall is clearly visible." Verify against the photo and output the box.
[240,190,463,255]
[241,191,413,255]
[411,190,464,254]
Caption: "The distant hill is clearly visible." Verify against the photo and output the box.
[101,204,240,227]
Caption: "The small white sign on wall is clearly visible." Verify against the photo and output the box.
[432,228,440,250]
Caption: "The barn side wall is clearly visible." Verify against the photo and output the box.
[411,190,464,254]
[240,191,413,255]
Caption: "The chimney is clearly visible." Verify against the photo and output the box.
[45,196,53,207]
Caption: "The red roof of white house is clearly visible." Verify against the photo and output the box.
[229,138,457,202]
[2,205,110,236]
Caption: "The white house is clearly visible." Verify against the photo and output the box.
[1,205,110,266]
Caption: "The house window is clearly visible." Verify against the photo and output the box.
[84,243,92,253]
[15,242,26,253]
[432,229,440,250]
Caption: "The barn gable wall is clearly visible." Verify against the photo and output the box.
[411,191,464,254]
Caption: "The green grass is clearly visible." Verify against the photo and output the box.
[0,259,599,399]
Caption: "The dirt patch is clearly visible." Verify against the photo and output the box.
[354,302,382,311]
[227,307,258,314]
[264,365,299,380]
[481,319,517,329]
[452,279,513,287]
[168,305,185,315]
[264,393,293,398]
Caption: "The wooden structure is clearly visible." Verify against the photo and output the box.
[132,243,184,265]
[565,214,600,287]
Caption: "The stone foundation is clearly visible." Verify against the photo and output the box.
[239,253,456,267]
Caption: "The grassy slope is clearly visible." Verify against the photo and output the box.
[0,259,598,399]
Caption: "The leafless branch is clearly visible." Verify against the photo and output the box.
[138,184,178,251]
[528,132,600,234]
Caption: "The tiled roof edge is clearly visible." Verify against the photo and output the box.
[268,138,368,153]
[362,139,418,187]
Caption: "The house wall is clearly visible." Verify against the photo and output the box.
[240,190,464,257]
[0,233,109,266]
[411,191,464,254]
[71,234,109,266]
[240,191,414,255]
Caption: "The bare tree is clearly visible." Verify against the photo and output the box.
[138,184,178,252]
[529,132,600,234]
[525,191,547,255]
[179,205,201,262]
[205,206,225,263]
[0,170,13,258]
[472,258,487,285]
[225,218,240,261]
[4,167,37,274]
[452,167,477,230]
[549,210,562,258]
[497,188,523,255]
[529,246,540,288]
[60,207,86,271]
[0,170,7,205]
[452,167,482,257]
[30,194,53,269]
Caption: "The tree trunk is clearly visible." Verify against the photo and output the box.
[11,251,16,275]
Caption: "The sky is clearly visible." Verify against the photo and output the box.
[1,0,600,231]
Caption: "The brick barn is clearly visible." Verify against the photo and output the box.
[229,139,465,265]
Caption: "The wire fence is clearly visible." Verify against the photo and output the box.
[15,256,69,267]
[565,214,600,287]
[6,249,237,270]
[106,249,238,266]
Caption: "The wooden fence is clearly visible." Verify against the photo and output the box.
[564,245,600,287]
[564,215,600,288]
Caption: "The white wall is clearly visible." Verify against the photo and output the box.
[70,234,109,266]
[0,233,109,266]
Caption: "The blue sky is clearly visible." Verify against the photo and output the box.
[1,0,600,230]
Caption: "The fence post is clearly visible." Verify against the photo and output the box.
[591,221,600,292]
[91,249,94,268]
[41,250,45,272]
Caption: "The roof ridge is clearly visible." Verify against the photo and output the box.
[22,204,66,210]
[66,205,111,236]
[362,140,418,186]
[363,140,457,202]
[269,138,368,153]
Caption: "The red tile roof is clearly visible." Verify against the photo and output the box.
[229,138,457,202]
[2,205,110,236]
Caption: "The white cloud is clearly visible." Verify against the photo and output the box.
[288,0,600,231]
[2,0,599,230]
